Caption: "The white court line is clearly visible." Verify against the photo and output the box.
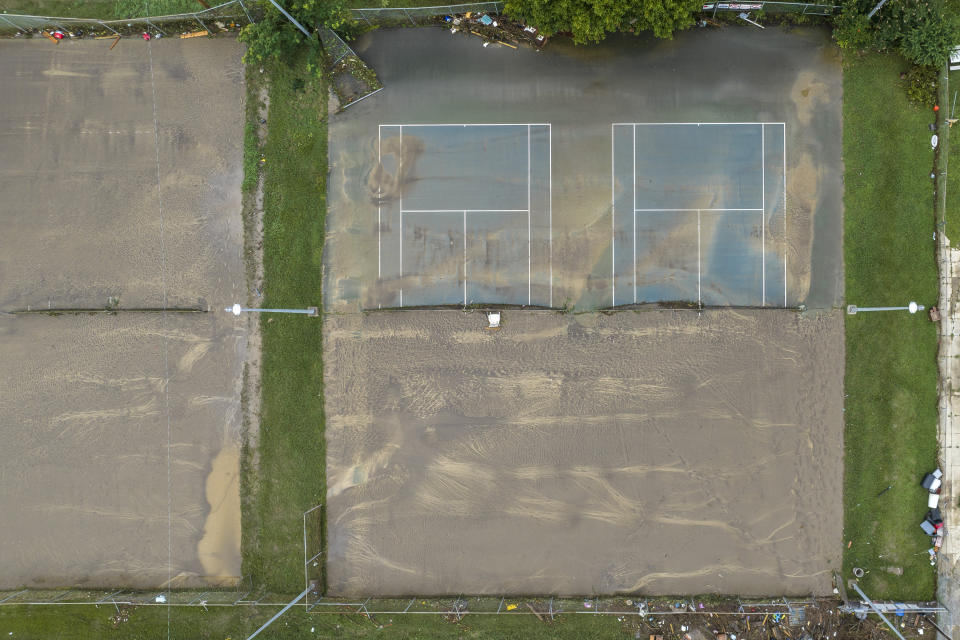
[463,210,467,306]
[614,121,786,126]
[549,124,553,308]
[783,123,787,307]
[402,209,528,213]
[380,123,552,127]
[632,124,637,304]
[399,124,403,308]
[378,129,381,279]
[611,124,616,306]
[527,124,531,306]
[146,41,173,640]
[634,208,764,212]
[698,209,702,306]
[761,123,765,306]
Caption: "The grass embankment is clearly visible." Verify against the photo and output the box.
[948,69,959,244]
[0,604,630,638]
[240,50,328,594]
[0,0,202,18]
[842,52,939,600]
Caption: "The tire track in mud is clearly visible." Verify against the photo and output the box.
[324,309,843,596]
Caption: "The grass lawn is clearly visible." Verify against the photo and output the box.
[948,69,959,246]
[842,51,939,600]
[0,604,632,639]
[0,0,202,18]
[240,48,328,594]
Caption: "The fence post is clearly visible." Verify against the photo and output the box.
[0,14,26,33]
[98,19,120,34]
[237,0,254,24]
[402,8,415,25]
[144,18,166,35]
[194,14,209,32]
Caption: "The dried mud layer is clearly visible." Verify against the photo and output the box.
[0,39,247,588]
[325,309,844,596]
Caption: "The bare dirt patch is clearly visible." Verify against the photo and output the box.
[324,308,844,596]
[0,39,247,588]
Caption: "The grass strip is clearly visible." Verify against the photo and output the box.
[948,70,960,245]
[0,603,631,638]
[241,49,328,594]
[0,0,199,18]
[842,51,939,600]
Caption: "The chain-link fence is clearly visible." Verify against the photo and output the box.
[319,26,384,111]
[0,0,262,38]
[0,590,827,617]
[702,0,840,15]
[350,2,505,28]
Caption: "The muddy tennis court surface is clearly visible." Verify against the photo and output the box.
[324,309,844,596]
[326,26,843,311]
[324,25,845,596]
[0,39,246,588]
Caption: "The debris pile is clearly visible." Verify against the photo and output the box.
[439,11,548,50]
[920,468,944,563]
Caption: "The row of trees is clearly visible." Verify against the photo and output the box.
[835,0,959,66]
[241,0,959,68]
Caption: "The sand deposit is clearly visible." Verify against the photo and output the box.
[0,38,247,588]
[324,309,844,596]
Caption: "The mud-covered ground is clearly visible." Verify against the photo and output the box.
[0,39,247,588]
[325,309,844,596]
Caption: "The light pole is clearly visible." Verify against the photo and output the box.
[226,303,319,317]
[846,301,923,315]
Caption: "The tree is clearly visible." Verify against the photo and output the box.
[504,0,702,44]
[239,0,350,64]
[834,0,960,67]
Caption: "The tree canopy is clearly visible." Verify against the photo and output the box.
[239,0,350,64]
[834,0,960,67]
[504,0,703,44]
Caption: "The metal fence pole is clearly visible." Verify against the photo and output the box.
[194,14,209,31]
[238,0,254,24]
[144,18,166,35]
[0,14,26,33]
[97,19,120,34]
[403,8,415,24]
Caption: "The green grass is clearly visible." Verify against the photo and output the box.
[947,70,959,246]
[240,49,328,594]
[842,51,940,600]
[0,604,633,638]
[0,0,203,18]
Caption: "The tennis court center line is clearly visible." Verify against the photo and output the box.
[633,123,637,304]
[611,124,616,306]
[399,124,403,308]
[548,124,553,308]
[782,123,788,307]
[761,123,766,306]
[698,209,702,306]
